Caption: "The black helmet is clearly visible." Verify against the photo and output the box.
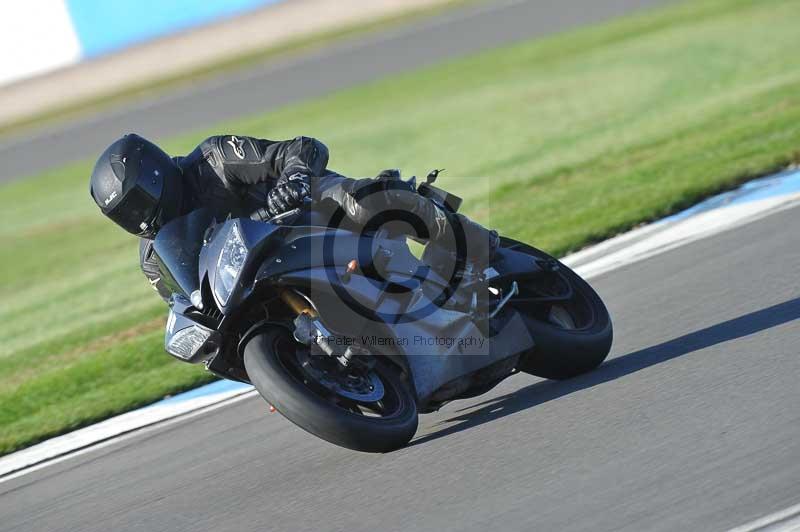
[90,134,183,238]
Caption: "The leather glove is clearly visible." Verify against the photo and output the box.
[267,173,311,217]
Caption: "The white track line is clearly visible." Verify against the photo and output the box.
[570,194,800,280]
[0,390,258,484]
[566,168,800,279]
[729,502,800,532]
[0,382,254,480]
[2,167,800,484]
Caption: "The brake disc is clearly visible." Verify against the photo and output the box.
[297,349,385,402]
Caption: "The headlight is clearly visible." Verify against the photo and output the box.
[166,325,213,360]
[214,223,248,305]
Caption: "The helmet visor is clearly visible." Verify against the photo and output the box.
[105,179,162,236]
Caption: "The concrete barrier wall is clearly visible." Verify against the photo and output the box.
[0,0,280,86]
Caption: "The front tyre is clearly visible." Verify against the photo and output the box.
[243,328,418,453]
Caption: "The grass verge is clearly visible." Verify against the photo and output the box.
[1,0,799,454]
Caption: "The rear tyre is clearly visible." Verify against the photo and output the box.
[502,238,613,380]
[243,328,418,453]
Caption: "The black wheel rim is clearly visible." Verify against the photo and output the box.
[271,334,407,420]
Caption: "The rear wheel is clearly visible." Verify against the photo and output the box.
[243,328,418,453]
[500,238,613,380]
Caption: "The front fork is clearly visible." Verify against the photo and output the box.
[279,289,370,369]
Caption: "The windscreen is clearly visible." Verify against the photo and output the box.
[153,208,215,297]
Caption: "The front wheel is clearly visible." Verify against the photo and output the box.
[243,328,418,453]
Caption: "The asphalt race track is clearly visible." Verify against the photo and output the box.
[0,0,672,183]
[3,197,799,531]
[5,1,798,530]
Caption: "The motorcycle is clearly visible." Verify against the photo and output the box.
[153,172,612,452]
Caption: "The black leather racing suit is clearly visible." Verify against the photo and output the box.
[139,134,495,300]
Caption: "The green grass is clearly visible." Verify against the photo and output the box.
[2,0,800,455]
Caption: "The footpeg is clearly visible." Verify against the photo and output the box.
[488,281,518,319]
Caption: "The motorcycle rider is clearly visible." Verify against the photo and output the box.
[89,133,498,300]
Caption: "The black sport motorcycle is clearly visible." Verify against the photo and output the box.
[154,173,612,452]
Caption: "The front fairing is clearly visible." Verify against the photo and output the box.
[163,293,221,363]
[153,208,215,298]
[201,217,281,313]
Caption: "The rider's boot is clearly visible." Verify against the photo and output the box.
[421,207,498,284]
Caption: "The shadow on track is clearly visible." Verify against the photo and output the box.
[411,297,800,447]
